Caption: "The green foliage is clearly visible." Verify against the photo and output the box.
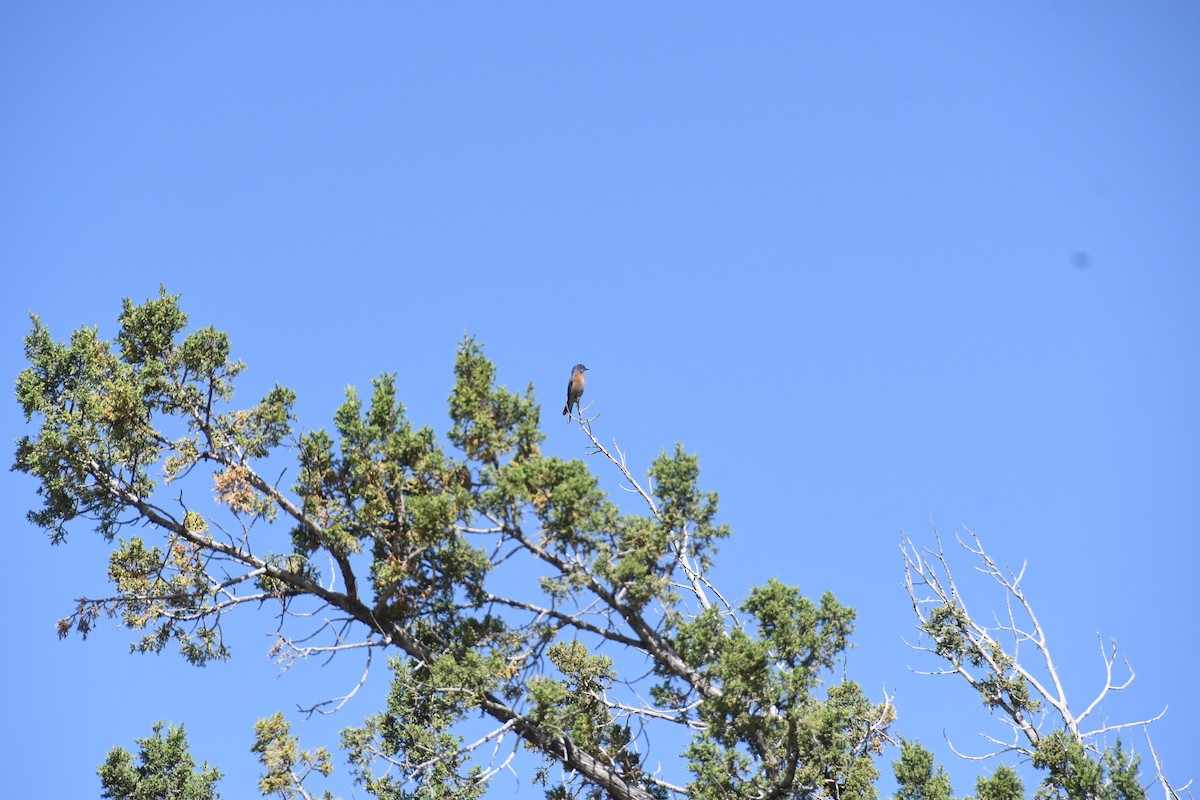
[893,739,955,800]
[16,316,156,544]
[1031,734,1145,800]
[256,553,319,600]
[341,657,490,800]
[291,371,492,631]
[650,444,730,568]
[975,765,1024,800]
[447,336,542,466]
[106,535,228,663]
[98,721,222,800]
[525,640,662,799]
[15,288,293,543]
[675,583,892,800]
[1100,741,1147,800]
[17,288,297,663]
[252,712,336,799]
[921,606,1040,720]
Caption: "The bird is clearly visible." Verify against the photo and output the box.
[562,363,589,417]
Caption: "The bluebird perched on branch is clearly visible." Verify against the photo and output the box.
[563,363,589,417]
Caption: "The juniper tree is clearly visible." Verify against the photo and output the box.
[17,289,894,800]
[99,722,221,800]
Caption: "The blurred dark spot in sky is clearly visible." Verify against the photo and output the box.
[1071,250,1091,269]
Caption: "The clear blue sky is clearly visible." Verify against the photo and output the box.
[3,4,1197,797]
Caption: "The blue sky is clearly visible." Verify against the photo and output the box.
[3,4,1198,797]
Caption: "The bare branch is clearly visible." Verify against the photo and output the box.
[577,421,720,616]
[1144,726,1193,800]
[903,525,1188,790]
[1076,635,1136,726]
[587,689,707,730]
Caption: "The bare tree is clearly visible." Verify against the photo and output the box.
[901,527,1190,800]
